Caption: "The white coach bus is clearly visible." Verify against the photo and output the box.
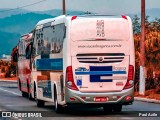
[31,15,135,113]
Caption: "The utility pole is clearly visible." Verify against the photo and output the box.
[62,0,66,15]
[139,0,146,95]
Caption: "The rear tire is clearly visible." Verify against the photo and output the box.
[37,99,45,107]
[54,87,63,113]
[112,104,122,112]
[22,91,26,97]
[103,105,113,113]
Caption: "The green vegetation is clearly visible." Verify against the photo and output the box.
[133,15,160,93]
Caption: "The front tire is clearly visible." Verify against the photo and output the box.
[28,92,33,100]
[18,79,21,91]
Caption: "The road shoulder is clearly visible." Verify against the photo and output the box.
[135,97,160,104]
[0,78,17,82]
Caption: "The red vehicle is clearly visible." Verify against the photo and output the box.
[17,33,33,99]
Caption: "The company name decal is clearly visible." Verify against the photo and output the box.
[75,67,89,72]
[96,20,105,37]
[75,67,126,75]
[113,66,126,71]
[78,44,122,49]
[75,66,127,82]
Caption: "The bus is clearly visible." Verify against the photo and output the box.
[31,15,135,113]
[17,33,33,99]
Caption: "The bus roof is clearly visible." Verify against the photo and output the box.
[21,33,33,37]
[20,33,33,41]
[36,15,66,26]
[35,14,131,27]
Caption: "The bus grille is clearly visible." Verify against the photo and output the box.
[76,53,125,63]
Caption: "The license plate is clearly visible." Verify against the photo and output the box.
[94,97,108,102]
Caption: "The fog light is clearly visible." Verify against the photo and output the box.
[125,96,132,101]
[113,96,121,99]
[117,96,121,99]
[81,97,86,100]
[70,97,76,101]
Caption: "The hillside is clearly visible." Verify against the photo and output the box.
[0,12,54,34]
[0,31,20,56]
[35,9,85,16]
[0,13,54,57]
[128,8,160,21]
[0,8,28,18]
[0,9,85,18]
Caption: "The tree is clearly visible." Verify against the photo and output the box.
[133,15,141,34]
[133,15,160,91]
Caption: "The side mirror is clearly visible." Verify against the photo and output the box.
[13,53,18,62]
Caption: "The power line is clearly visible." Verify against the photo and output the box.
[0,0,48,13]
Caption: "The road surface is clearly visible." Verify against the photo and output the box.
[0,81,160,120]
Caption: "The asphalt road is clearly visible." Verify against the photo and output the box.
[0,81,160,120]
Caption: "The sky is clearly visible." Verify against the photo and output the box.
[0,0,160,14]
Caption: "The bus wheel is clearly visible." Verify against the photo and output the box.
[112,104,122,112]
[37,99,45,107]
[54,87,63,113]
[28,92,33,100]
[103,105,113,113]
[22,91,26,97]
[27,81,33,100]
[34,83,37,99]
[19,79,21,91]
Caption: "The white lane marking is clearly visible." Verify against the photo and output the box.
[0,87,21,96]
[5,105,29,107]
[120,117,134,120]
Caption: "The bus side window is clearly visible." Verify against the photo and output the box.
[63,26,66,39]
[26,44,32,59]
